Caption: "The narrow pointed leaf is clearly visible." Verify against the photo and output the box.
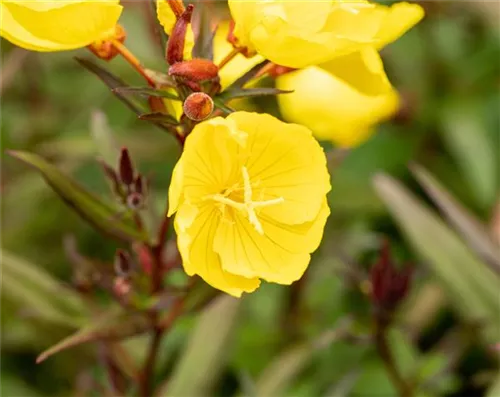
[373,173,500,342]
[75,57,147,115]
[213,98,234,114]
[1,250,87,327]
[218,87,292,102]
[159,296,241,397]
[37,309,150,363]
[226,60,268,91]
[113,87,181,101]
[8,151,148,243]
[138,112,180,125]
[411,164,500,274]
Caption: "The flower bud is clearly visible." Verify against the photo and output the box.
[370,240,413,313]
[88,24,126,62]
[113,276,131,297]
[166,4,194,65]
[169,59,219,82]
[119,147,134,186]
[114,249,132,277]
[183,92,214,121]
[127,192,143,210]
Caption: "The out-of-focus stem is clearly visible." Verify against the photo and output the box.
[375,321,413,397]
[111,39,156,87]
[218,47,242,70]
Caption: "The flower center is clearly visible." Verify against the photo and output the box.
[207,166,283,234]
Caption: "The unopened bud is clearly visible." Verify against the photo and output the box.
[166,4,194,65]
[169,59,219,82]
[183,92,214,121]
[119,147,134,186]
[88,24,126,61]
[370,240,413,312]
[134,175,145,195]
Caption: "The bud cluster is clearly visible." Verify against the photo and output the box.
[100,147,147,211]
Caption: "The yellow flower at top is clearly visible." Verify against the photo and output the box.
[228,0,424,68]
[228,0,423,95]
[276,66,400,147]
[0,0,123,51]
[168,112,331,297]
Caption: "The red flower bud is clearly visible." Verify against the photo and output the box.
[166,4,194,65]
[169,59,219,82]
[119,147,134,186]
[183,92,214,121]
[370,240,413,312]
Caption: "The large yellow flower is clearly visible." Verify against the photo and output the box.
[228,0,423,95]
[276,66,399,147]
[168,112,331,297]
[0,0,123,51]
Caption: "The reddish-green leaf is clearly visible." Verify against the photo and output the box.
[9,151,148,243]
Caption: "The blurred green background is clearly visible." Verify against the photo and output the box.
[1,1,499,396]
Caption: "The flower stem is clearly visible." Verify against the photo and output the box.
[111,39,156,87]
[167,0,185,18]
[375,320,413,397]
[218,47,242,70]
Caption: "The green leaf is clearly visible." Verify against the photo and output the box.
[439,101,498,209]
[213,97,235,114]
[411,164,500,274]
[36,308,150,363]
[1,250,87,327]
[251,318,353,397]
[113,86,181,101]
[138,112,180,125]
[217,87,292,102]
[75,57,147,115]
[373,173,500,342]
[75,57,172,135]
[8,151,148,243]
[159,295,241,397]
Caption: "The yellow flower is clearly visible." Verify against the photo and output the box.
[229,0,424,68]
[228,0,423,95]
[156,0,194,60]
[168,112,331,297]
[276,66,399,147]
[0,0,123,51]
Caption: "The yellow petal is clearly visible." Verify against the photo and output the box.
[319,47,391,96]
[228,112,331,225]
[213,200,330,283]
[156,0,194,60]
[175,204,260,297]
[375,2,425,49]
[276,66,399,147]
[0,0,122,51]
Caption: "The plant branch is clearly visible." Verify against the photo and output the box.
[111,39,156,87]
[375,320,413,397]
[140,327,164,397]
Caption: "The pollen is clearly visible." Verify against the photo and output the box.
[207,166,284,235]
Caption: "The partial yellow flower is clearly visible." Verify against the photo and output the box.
[276,66,399,148]
[156,0,194,60]
[228,0,423,95]
[168,112,331,297]
[0,0,123,51]
[229,0,424,68]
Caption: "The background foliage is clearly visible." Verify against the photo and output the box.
[1,1,499,396]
